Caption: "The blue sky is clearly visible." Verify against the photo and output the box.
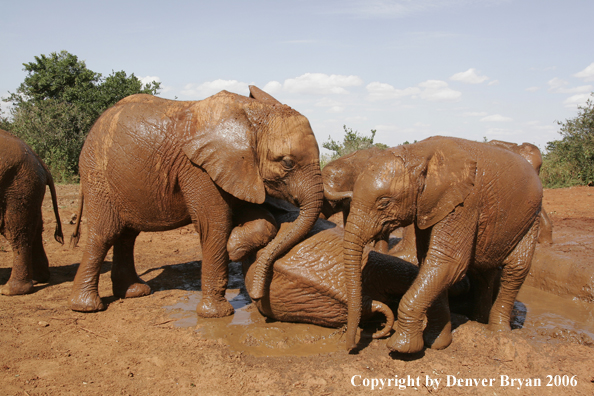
[2,0,593,154]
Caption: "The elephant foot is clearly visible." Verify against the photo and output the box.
[386,323,424,354]
[196,295,234,318]
[423,321,452,350]
[32,269,50,285]
[70,290,105,312]
[0,279,34,295]
[113,279,152,299]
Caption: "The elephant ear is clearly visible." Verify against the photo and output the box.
[416,145,477,229]
[249,85,282,105]
[181,112,266,204]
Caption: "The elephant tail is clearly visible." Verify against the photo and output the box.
[363,297,395,339]
[46,171,64,245]
[69,188,84,248]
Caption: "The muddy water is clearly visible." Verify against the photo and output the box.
[164,289,346,357]
[514,285,594,343]
[164,280,594,357]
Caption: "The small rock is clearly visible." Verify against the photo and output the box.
[38,321,49,327]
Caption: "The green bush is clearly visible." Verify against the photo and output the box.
[2,50,160,182]
[321,125,388,168]
[541,94,594,188]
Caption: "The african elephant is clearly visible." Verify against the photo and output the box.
[69,86,324,317]
[322,148,390,253]
[392,139,553,266]
[343,136,543,353]
[486,140,553,244]
[228,199,450,342]
[0,129,64,295]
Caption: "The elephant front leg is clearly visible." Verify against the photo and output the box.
[111,229,151,299]
[196,233,234,318]
[387,214,474,353]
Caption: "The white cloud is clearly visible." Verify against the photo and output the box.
[283,73,363,95]
[480,114,513,122]
[263,80,283,94]
[547,77,568,92]
[450,68,489,84]
[488,80,500,86]
[366,82,420,101]
[139,75,161,86]
[366,79,460,102]
[526,86,540,92]
[418,80,462,101]
[462,111,488,117]
[180,79,250,98]
[574,62,594,82]
[563,93,591,108]
[332,0,510,19]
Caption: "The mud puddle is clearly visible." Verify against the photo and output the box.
[164,289,346,357]
[513,285,594,344]
[164,274,594,357]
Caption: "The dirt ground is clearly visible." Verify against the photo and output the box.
[1,185,594,395]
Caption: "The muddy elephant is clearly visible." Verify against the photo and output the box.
[322,148,391,253]
[69,86,324,317]
[227,200,450,342]
[487,140,553,244]
[0,129,64,295]
[343,136,543,353]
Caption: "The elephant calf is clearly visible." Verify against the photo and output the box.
[228,200,450,342]
[0,129,63,295]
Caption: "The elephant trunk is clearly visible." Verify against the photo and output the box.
[363,298,395,339]
[343,209,369,351]
[250,162,324,300]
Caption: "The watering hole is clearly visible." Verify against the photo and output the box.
[163,265,594,357]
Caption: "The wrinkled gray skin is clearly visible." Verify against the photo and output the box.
[0,129,64,295]
[343,136,543,353]
[228,200,451,342]
[69,87,323,317]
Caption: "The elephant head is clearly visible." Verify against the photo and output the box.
[182,86,324,300]
[343,138,476,350]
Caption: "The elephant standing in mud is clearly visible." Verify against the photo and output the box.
[227,200,450,341]
[0,129,64,295]
[342,136,543,353]
[69,87,324,317]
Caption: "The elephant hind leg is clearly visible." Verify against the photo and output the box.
[0,210,43,295]
[488,220,539,331]
[31,216,50,284]
[111,229,151,299]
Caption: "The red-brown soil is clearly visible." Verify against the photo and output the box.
[1,185,594,395]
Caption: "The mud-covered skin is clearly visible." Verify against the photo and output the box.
[486,140,553,244]
[69,87,323,316]
[0,129,64,295]
[227,200,450,344]
[322,148,390,253]
[343,136,543,353]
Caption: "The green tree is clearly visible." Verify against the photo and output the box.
[321,125,388,167]
[3,50,161,182]
[541,93,594,188]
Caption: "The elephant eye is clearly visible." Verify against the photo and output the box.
[377,197,390,209]
[281,157,295,170]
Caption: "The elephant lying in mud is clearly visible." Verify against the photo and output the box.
[227,200,451,343]
[0,129,64,295]
[69,87,323,317]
